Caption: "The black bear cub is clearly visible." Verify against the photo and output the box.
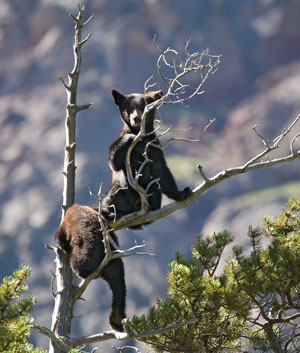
[102,89,192,228]
[55,205,126,332]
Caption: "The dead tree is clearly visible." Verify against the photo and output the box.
[46,6,93,353]
[33,6,300,353]
[33,6,154,352]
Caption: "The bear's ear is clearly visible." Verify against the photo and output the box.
[147,90,163,101]
[112,90,125,106]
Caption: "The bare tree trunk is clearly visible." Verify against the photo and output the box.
[49,6,93,353]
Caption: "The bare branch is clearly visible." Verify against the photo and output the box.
[45,244,56,251]
[62,316,198,348]
[197,164,209,183]
[113,241,157,258]
[242,114,300,170]
[97,184,113,258]
[122,41,220,220]
[83,13,95,27]
[161,118,215,149]
[78,32,92,46]
[124,130,151,215]
[58,77,70,91]
[33,325,72,352]
[144,75,158,92]
[154,42,221,105]
[114,113,300,230]
[64,329,127,348]
[253,124,269,148]
[76,255,109,301]
[273,113,300,146]
[76,103,94,112]
[113,345,141,353]
[290,133,300,154]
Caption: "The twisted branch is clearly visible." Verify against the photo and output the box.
[123,41,221,219]
[34,316,198,349]
[115,114,300,230]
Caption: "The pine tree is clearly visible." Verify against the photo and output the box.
[131,197,300,353]
[0,264,45,353]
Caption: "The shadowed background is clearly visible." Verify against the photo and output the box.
[0,0,300,351]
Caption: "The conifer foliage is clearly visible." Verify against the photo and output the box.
[0,264,45,353]
[131,198,300,353]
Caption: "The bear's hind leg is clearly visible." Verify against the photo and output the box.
[55,225,71,253]
[100,258,126,331]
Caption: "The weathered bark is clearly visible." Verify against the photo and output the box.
[49,6,93,353]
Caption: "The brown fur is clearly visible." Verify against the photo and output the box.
[55,204,126,331]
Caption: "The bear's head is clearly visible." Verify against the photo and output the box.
[112,90,163,133]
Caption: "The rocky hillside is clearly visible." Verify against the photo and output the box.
[0,0,299,351]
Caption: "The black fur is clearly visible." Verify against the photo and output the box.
[55,204,126,331]
[102,90,192,229]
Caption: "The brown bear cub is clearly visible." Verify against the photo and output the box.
[55,205,126,332]
[101,89,192,229]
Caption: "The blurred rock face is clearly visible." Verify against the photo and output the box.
[0,0,299,350]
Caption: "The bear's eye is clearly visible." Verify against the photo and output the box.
[136,103,145,112]
[129,106,140,114]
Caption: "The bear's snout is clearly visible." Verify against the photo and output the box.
[130,110,141,126]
